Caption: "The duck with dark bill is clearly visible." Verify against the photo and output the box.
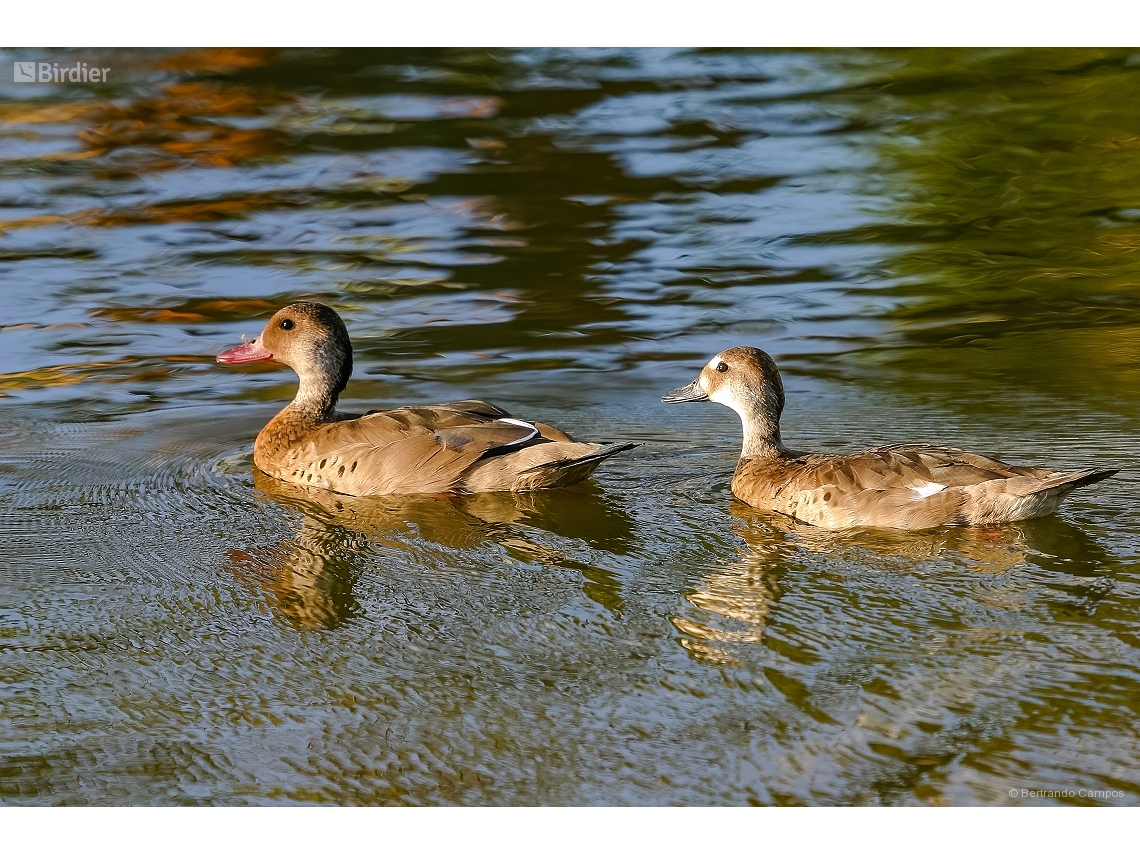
[663,347,1117,530]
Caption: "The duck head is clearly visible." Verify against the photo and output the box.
[217,301,353,416]
[662,346,787,458]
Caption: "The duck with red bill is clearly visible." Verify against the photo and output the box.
[217,338,274,364]
[213,301,636,496]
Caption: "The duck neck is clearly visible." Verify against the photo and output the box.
[741,419,788,460]
[289,374,339,424]
[731,393,789,460]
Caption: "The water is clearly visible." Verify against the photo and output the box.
[1,47,1138,805]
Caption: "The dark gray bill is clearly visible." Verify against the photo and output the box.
[661,379,708,403]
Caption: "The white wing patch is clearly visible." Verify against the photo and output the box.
[497,417,539,446]
[911,481,947,499]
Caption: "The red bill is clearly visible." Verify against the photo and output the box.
[216,337,274,364]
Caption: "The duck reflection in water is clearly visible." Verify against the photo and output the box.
[226,469,636,630]
[673,505,1058,667]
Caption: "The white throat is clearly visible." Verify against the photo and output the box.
[702,364,783,459]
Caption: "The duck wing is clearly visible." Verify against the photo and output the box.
[768,445,998,494]
[869,444,1055,484]
[357,399,510,427]
[273,400,553,496]
[740,444,1114,530]
[358,400,574,442]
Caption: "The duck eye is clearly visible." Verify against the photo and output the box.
[716,362,729,373]
[280,318,294,331]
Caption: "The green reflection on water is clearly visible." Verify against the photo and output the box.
[829,49,1140,413]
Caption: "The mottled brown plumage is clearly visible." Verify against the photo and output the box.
[217,302,634,496]
[663,346,1117,530]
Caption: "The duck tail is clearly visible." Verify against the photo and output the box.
[512,442,639,490]
[1026,468,1119,497]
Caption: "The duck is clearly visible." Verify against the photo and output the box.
[662,346,1118,530]
[217,301,635,496]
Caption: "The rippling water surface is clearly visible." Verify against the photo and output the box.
[1,48,1139,805]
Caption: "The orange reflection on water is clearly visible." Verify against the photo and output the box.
[91,298,283,325]
[153,49,276,74]
[2,50,284,175]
